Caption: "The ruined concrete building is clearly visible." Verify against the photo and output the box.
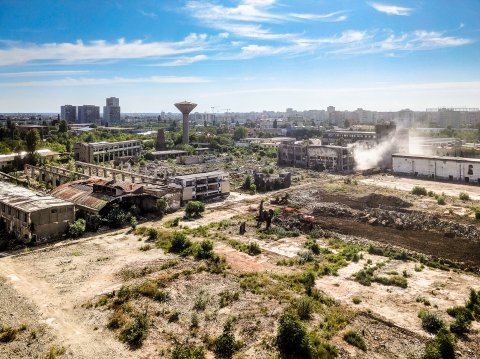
[393,154,480,183]
[50,178,180,215]
[169,171,230,202]
[155,129,166,150]
[321,130,376,147]
[277,143,354,172]
[0,181,74,242]
[254,172,291,191]
[74,140,142,163]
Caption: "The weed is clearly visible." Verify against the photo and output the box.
[343,331,367,351]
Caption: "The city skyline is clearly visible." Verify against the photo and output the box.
[0,0,479,112]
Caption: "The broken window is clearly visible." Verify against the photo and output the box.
[468,165,473,175]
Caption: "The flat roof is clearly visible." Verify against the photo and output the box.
[151,150,187,155]
[0,181,73,213]
[392,153,480,163]
[324,130,375,135]
[0,149,59,163]
[87,140,141,147]
[172,170,228,180]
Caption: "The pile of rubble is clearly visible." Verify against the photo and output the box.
[357,208,480,242]
[312,202,355,217]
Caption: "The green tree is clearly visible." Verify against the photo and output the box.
[184,201,205,219]
[233,126,248,141]
[25,129,40,153]
[59,120,68,133]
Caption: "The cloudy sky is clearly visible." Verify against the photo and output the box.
[0,0,479,113]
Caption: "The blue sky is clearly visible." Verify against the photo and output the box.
[0,0,479,113]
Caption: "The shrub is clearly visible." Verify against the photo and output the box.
[343,331,367,351]
[214,320,238,359]
[45,345,66,359]
[85,213,102,232]
[190,313,199,329]
[195,240,214,260]
[422,328,456,359]
[242,175,251,190]
[437,196,446,205]
[107,309,128,330]
[119,310,149,348]
[193,291,209,311]
[419,310,444,334]
[305,239,320,255]
[156,198,168,216]
[352,296,362,304]
[130,216,138,229]
[459,192,470,201]
[105,204,130,228]
[249,183,256,194]
[219,290,239,308]
[68,219,86,238]
[276,311,310,358]
[296,297,314,320]
[0,326,17,343]
[302,271,316,296]
[184,201,205,219]
[450,313,472,334]
[475,209,480,221]
[169,232,192,254]
[247,242,261,256]
[172,344,205,359]
[412,186,427,196]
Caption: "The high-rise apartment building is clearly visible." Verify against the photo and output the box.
[77,105,100,124]
[103,97,121,123]
[60,105,77,122]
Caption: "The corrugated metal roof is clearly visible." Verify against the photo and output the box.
[50,178,114,211]
[0,181,73,213]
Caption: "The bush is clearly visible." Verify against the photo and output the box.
[475,209,480,221]
[184,201,205,219]
[437,196,446,205]
[459,192,470,201]
[419,310,444,334]
[412,186,427,196]
[195,240,214,260]
[105,204,130,228]
[85,213,102,232]
[156,198,168,216]
[352,296,362,304]
[119,310,149,348]
[296,297,314,320]
[242,175,251,190]
[68,219,86,238]
[276,311,311,358]
[422,328,456,359]
[302,271,316,296]
[214,320,238,359]
[0,326,17,343]
[172,344,205,359]
[169,232,192,254]
[130,216,138,229]
[343,331,367,351]
[247,242,261,256]
[249,183,256,194]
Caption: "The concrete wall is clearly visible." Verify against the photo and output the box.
[393,155,480,183]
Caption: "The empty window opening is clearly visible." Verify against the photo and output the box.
[468,165,473,175]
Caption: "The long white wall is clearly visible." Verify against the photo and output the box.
[393,155,480,183]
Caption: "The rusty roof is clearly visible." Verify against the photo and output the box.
[50,178,113,211]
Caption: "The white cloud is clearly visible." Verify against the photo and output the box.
[331,30,473,55]
[138,10,158,18]
[0,76,209,87]
[0,34,210,66]
[289,11,347,22]
[0,70,89,77]
[369,2,413,16]
[149,54,208,66]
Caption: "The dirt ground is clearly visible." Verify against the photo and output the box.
[1,176,480,358]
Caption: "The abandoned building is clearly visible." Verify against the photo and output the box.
[151,150,187,161]
[50,177,180,215]
[0,149,59,170]
[278,143,354,172]
[254,172,291,191]
[321,130,376,147]
[392,154,480,183]
[74,140,142,163]
[0,181,74,242]
[169,171,230,202]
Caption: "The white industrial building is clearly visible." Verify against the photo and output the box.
[392,153,480,183]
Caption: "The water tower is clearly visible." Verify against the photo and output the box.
[174,101,197,145]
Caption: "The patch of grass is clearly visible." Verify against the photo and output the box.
[343,331,367,351]
[418,310,444,334]
[374,275,408,288]
[193,291,209,312]
[218,290,240,308]
[436,196,446,205]
[412,186,427,196]
[172,344,205,359]
[295,297,315,320]
[139,244,152,251]
[416,297,431,306]
[119,310,149,349]
[0,326,17,343]
[44,345,66,359]
[415,264,425,272]
[352,296,362,304]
